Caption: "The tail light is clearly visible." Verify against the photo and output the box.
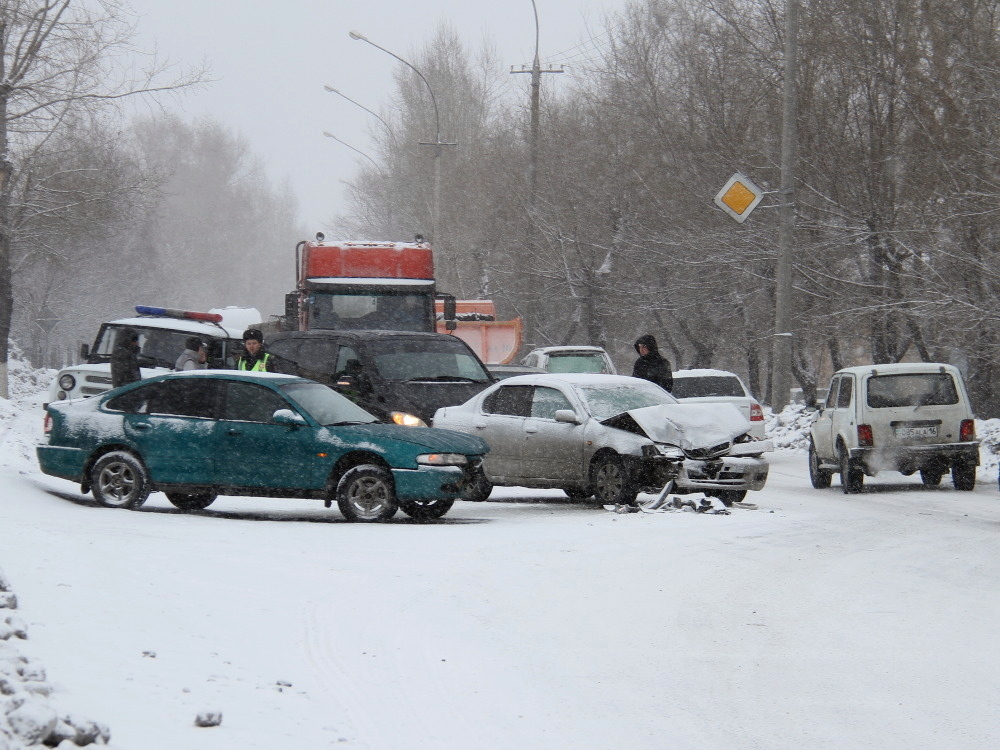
[960,419,976,442]
[43,413,53,434]
[749,402,764,421]
[857,424,873,447]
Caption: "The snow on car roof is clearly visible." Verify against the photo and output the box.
[529,345,608,354]
[492,373,644,387]
[673,368,742,378]
[835,362,961,376]
[108,316,244,338]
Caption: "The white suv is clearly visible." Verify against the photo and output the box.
[809,363,979,493]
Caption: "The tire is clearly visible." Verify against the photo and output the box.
[90,451,151,509]
[808,440,833,489]
[839,446,864,494]
[715,489,748,507]
[398,498,455,521]
[952,462,976,491]
[166,492,217,510]
[591,453,638,506]
[563,486,593,501]
[462,467,493,503]
[336,464,398,522]
[919,468,944,487]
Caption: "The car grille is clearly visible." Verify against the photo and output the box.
[684,441,732,460]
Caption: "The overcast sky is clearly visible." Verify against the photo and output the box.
[126,0,630,235]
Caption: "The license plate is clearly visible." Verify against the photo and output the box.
[895,425,937,438]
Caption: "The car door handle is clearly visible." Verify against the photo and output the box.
[525,426,538,434]
[133,422,151,430]
[473,422,487,429]
[226,428,242,436]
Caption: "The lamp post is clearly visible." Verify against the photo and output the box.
[323,85,399,150]
[322,131,386,177]
[348,30,454,242]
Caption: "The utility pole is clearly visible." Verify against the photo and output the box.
[771,0,798,411]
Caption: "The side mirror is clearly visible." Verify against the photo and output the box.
[80,343,90,360]
[272,408,307,426]
[554,409,580,424]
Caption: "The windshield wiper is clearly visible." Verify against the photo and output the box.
[404,375,482,383]
[326,420,375,426]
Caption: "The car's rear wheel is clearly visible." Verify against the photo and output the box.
[839,445,864,494]
[563,486,593,501]
[715,489,747,507]
[166,492,217,510]
[591,453,638,506]
[919,468,944,486]
[336,464,398,522]
[462,467,493,502]
[398,498,454,521]
[91,451,150,509]
[952,462,976,491]
[808,440,833,489]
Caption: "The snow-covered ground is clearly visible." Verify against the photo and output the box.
[2,360,999,749]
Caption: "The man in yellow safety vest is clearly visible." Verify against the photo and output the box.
[236,328,277,372]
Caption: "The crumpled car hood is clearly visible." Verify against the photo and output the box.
[620,403,751,451]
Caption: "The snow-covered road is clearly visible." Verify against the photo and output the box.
[3,430,1000,750]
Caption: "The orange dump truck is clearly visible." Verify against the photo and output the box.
[285,235,522,363]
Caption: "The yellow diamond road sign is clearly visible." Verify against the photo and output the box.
[714,172,764,223]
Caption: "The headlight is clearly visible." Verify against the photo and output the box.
[58,374,76,391]
[643,443,684,460]
[416,453,468,466]
[390,411,427,427]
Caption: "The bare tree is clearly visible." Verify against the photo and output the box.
[0,0,205,397]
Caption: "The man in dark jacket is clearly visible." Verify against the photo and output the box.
[632,334,673,392]
[111,327,142,387]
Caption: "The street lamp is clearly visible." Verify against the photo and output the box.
[323,85,399,149]
[348,30,454,242]
[322,131,385,177]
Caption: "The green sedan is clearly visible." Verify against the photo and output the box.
[37,371,489,522]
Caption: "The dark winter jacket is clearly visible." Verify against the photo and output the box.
[111,332,142,388]
[632,334,673,392]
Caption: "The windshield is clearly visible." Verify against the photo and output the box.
[307,291,432,332]
[576,380,677,421]
[866,373,959,408]
[546,352,612,374]
[281,382,378,425]
[671,375,746,398]
[369,338,491,382]
[93,324,238,369]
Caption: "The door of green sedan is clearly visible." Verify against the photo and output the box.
[212,381,330,490]
[118,379,221,485]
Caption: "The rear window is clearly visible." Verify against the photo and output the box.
[866,373,959,408]
[546,352,611,374]
[671,376,746,399]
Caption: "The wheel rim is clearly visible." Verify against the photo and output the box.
[98,461,136,506]
[594,461,624,503]
[346,475,392,520]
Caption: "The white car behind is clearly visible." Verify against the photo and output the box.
[670,368,766,439]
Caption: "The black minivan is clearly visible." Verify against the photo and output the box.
[266,330,495,426]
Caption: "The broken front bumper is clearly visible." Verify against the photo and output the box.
[675,455,770,493]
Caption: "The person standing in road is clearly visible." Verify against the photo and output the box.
[174,337,208,371]
[111,327,142,388]
[632,334,673,392]
[236,328,277,372]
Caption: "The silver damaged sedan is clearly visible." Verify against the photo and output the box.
[432,373,772,507]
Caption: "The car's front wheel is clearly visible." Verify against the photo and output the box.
[462,467,493,502]
[808,440,833,489]
[952,462,976,491]
[398,498,454,521]
[591,453,638,506]
[336,464,398,522]
[715,489,748,507]
[166,492,217,511]
[839,446,864,494]
[91,451,151,509]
